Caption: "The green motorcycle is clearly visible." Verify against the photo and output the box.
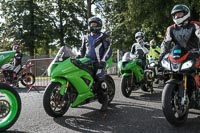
[118,52,154,97]
[43,46,115,117]
[0,51,21,132]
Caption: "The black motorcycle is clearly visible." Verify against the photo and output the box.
[161,45,200,126]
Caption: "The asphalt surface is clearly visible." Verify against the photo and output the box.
[5,77,200,133]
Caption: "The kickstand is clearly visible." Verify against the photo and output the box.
[26,86,40,93]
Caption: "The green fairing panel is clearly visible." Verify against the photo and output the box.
[131,65,144,82]
[105,57,113,69]
[51,58,94,107]
[67,70,95,107]
[118,59,144,82]
[0,51,15,66]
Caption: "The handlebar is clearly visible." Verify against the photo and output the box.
[190,48,200,54]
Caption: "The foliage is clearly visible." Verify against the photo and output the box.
[0,0,200,57]
[0,0,87,56]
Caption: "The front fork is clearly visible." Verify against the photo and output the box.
[181,74,188,106]
[170,73,188,106]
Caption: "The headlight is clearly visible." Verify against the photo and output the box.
[181,60,193,70]
[149,62,156,67]
[161,60,170,70]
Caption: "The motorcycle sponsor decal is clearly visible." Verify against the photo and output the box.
[0,55,5,60]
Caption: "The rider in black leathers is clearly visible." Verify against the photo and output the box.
[159,4,200,62]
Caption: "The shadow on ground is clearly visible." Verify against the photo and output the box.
[53,100,200,133]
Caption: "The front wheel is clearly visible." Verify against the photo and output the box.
[141,82,153,92]
[43,82,70,118]
[162,83,189,126]
[121,76,133,97]
[0,83,21,132]
[21,73,35,87]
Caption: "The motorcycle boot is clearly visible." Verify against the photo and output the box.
[96,77,108,111]
[100,81,108,111]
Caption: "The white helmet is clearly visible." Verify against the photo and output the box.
[171,4,190,26]
[135,31,145,43]
[150,39,156,47]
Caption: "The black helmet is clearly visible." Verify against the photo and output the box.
[171,4,190,25]
[88,16,102,33]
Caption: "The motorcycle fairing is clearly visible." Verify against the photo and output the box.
[0,51,15,66]
[119,59,144,82]
[50,58,94,107]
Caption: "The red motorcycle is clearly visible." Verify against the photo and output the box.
[0,62,35,87]
[161,45,200,126]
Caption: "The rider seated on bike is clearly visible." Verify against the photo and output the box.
[12,44,23,74]
[159,4,200,82]
[80,16,112,111]
[131,31,149,69]
[147,39,161,84]
[147,39,161,61]
[3,44,23,81]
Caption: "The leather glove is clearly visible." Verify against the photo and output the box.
[98,61,106,69]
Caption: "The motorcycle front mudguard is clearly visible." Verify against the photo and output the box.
[51,76,94,108]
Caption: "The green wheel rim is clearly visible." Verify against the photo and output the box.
[0,89,18,128]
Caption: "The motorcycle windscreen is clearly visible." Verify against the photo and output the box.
[122,52,132,62]
[170,45,188,59]
[54,46,76,62]
[47,46,76,76]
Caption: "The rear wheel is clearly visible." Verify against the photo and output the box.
[121,76,134,97]
[162,83,189,126]
[43,82,70,118]
[141,82,153,92]
[0,83,21,132]
[105,75,115,103]
[21,73,35,87]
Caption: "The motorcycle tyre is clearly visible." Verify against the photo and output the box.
[121,76,133,97]
[0,83,21,132]
[43,82,70,118]
[21,73,35,87]
[162,83,189,126]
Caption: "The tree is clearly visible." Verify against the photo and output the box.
[0,0,88,56]
[97,0,200,50]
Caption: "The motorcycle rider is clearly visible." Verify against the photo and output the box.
[12,44,23,74]
[2,44,23,82]
[147,39,161,84]
[80,16,112,111]
[131,31,149,69]
[159,4,200,63]
[148,39,161,60]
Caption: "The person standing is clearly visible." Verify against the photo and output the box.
[80,16,112,111]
